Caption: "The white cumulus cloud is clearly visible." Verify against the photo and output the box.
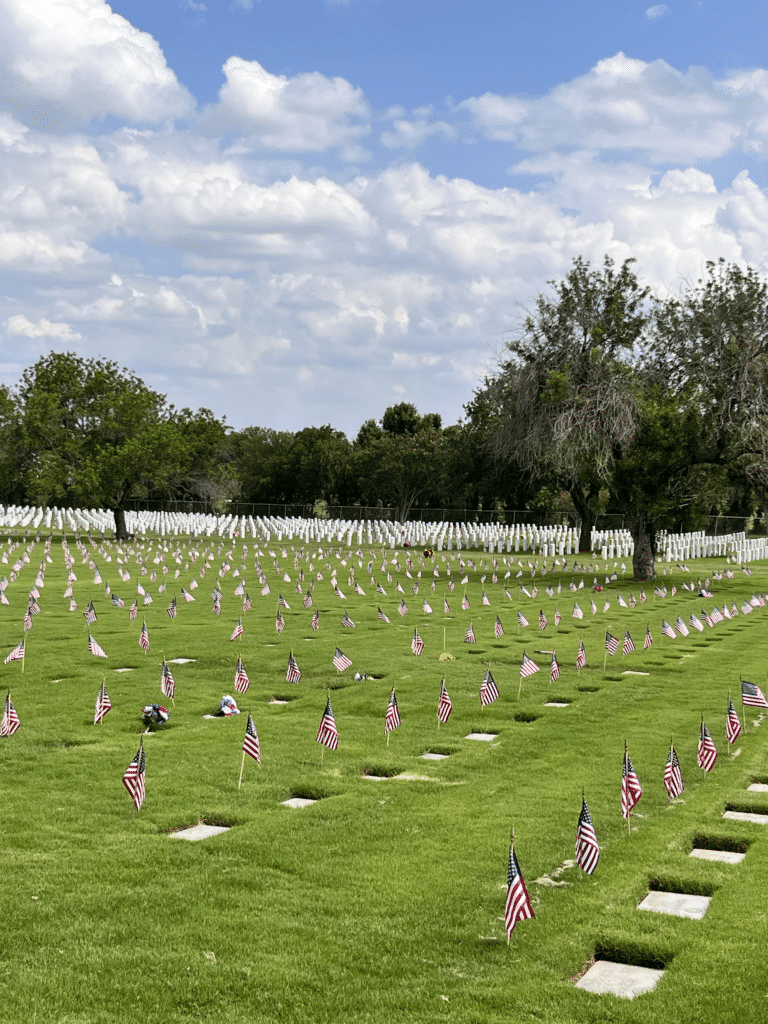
[4,314,81,339]
[0,0,193,127]
[198,56,369,154]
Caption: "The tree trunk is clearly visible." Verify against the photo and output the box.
[113,506,129,540]
[570,484,598,553]
[631,519,656,581]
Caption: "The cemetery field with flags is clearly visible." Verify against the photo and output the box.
[2,530,768,1023]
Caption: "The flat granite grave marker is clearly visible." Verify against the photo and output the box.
[723,810,768,824]
[689,849,745,864]
[420,752,449,760]
[545,702,570,707]
[576,961,664,999]
[169,824,229,841]
[638,890,710,919]
[282,797,316,808]
[465,733,496,741]
[747,783,768,793]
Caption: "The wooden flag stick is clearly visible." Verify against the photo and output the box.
[507,825,515,945]
[237,710,249,789]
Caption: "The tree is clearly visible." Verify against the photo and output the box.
[484,256,650,556]
[16,352,229,538]
[649,259,768,523]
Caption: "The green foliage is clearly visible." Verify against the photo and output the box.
[14,353,229,536]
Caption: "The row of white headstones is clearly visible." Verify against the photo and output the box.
[0,505,763,563]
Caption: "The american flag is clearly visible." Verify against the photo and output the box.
[316,696,339,750]
[517,610,529,629]
[701,609,713,628]
[129,599,138,620]
[261,582,271,596]
[398,600,408,617]
[242,592,251,612]
[411,630,424,656]
[333,647,352,672]
[629,593,637,608]
[444,598,450,614]
[576,639,587,670]
[549,652,560,683]
[83,601,97,626]
[575,796,600,874]
[572,602,583,620]
[111,595,125,609]
[605,632,619,656]
[94,682,112,724]
[437,679,452,723]
[422,599,432,614]
[303,592,313,609]
[698,720,718,772]
[741,680,768,708]
[554,609,562,625]
[622,631,635,656]
[243,714,260,763]
[275,610,285,634]
[602,600,611,613]
[377,607,390,623]
[504,843,534,936]
[689,613,704,633]
[482,592,490,606]
[23,611,32,632]
[461,594,470,610]
[639,589,647,603]
[618,593,627,608]
[520,652,539,678]
[464,623,476,644]
[726,698,742,743]
[661,619,676,639]
[377,582,387,595]
[664,743,684,798]
[228,617,243,641]
[311,609,319,631]
[644,625,653,650]
[166,596,177,620]
[342,611,356,629]
[538,610,547,630]
[234,657,250,693]
[480,668,499,705]
[385,689,401,733]
[1,691,20,735]
[286,651,301,684]
[88,635,108,659]
[161,661,175,700]
[720,604,731,620]
[122,744,146,812]
[621,748,642,819]
[278,594,290,609]
[139,621,150,651]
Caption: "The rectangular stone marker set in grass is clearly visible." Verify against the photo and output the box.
[576,960,665,999]
[637,890,711,920]
[169,824,230,841]
[420,752,449,760]
[690,848,745,864]
[723,810,768,824]
[465,733,496,741]
[282,797,316,808]
[747,783,768,792]
[545,702,570,707]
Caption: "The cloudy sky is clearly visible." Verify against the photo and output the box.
[1,0,766,437]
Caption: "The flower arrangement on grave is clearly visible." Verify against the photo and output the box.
[141,704,170,730]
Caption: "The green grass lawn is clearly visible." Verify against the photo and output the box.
[1,532,767,1023]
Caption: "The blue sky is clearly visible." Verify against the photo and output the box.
[1,0,766,437]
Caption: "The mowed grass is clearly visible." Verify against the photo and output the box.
[1,534,768,1024]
